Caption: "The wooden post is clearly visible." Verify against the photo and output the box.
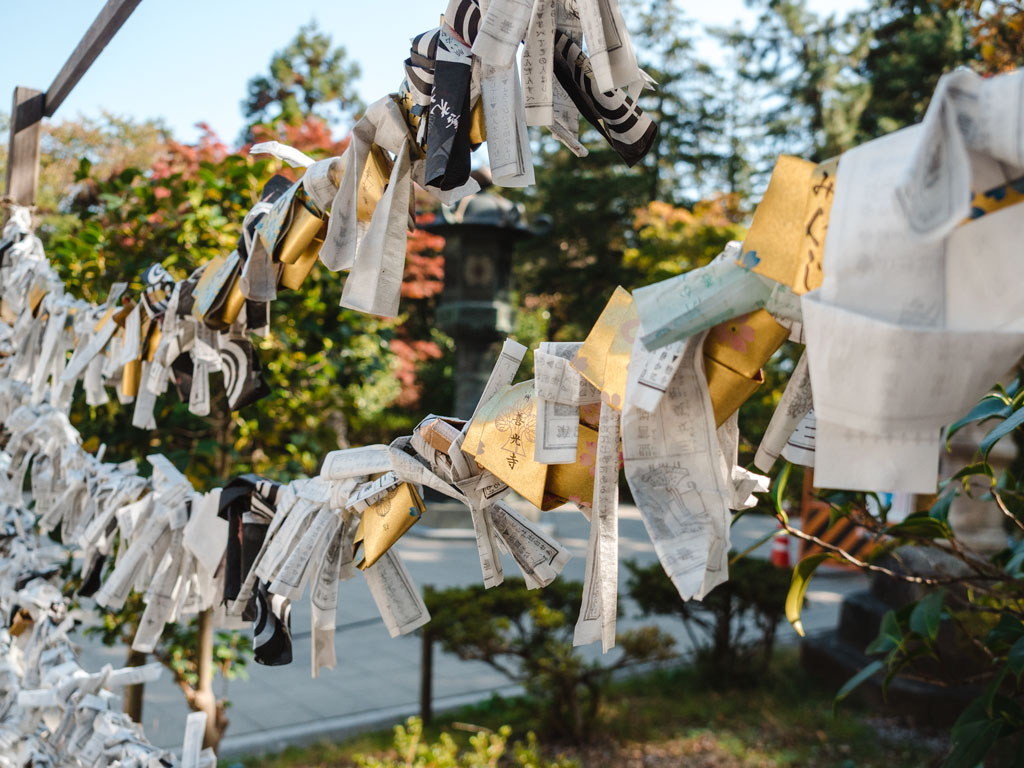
[122,648,147,723]
[420,629,434,724]
[43,0,144,118]
[195,607,221,751]
[5,86,44,207]
[4,0,143,211]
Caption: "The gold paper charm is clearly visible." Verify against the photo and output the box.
[703,308,788,426]
[464,381,596,510]
[355,481,425,570]
[572,286,637,410]
[737,155,837,295]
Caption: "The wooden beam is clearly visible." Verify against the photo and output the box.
[5,86,44,207]
[43,0,143,118]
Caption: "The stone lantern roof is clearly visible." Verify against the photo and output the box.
[425,168,532,236]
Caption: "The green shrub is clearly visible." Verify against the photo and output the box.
[353,717,576,768]
[625,554,789,685]
[422,579,675,744]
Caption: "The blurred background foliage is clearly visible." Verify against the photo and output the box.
[0,0,1021,752]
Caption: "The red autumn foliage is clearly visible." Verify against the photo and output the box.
[151,123,230,180]
[390,337,444,408]
[244,115,350,159]
[391,213,446,408]
[402,220,445,300]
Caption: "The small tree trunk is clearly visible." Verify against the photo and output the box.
[194,608,228,752]
[762,619,778,668]
[420,630,434,725]
[191,412,232,753]
[712,606,731,677]
[566,685,584,745]
[123,648,147,723]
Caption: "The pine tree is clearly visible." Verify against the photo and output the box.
[242,19,363,140]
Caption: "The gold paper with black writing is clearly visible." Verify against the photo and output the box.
[703,309,788,426]
[464,381,596,511]
[797,157,839,292]
[355,481,425,570]
[571,286,636,410]
[737,155,835,295]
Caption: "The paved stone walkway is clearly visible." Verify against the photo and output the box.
[74,504,866,757]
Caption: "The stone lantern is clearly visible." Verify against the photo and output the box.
[424,171,532,419]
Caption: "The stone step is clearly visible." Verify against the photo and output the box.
[801,631,981,728]
[836,589,888,653]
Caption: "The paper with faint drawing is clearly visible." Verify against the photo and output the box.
[489,500,570,589]
[363,549,430,637]
[623,331,731,601]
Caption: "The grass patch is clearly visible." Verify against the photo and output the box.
[231,649,946,767]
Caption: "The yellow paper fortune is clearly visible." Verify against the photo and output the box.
[464,381,596,511]
[703,308,788,426]
[571,286,637,410]
[358,144,393,225]
[276,201,326,265]
[738,155,838,295]
[355,481,425,570]
[469,98,487,145]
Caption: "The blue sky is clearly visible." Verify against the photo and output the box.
[1,0,865,146]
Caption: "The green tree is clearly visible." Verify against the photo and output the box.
[242,19,363,139]
[628,0,750,203]
[622,197,746,284]
[626,555,790,684]
[855,0,973,141]
[0,112,171,232]
[718,0,871,172]
[956,0,1024,74]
